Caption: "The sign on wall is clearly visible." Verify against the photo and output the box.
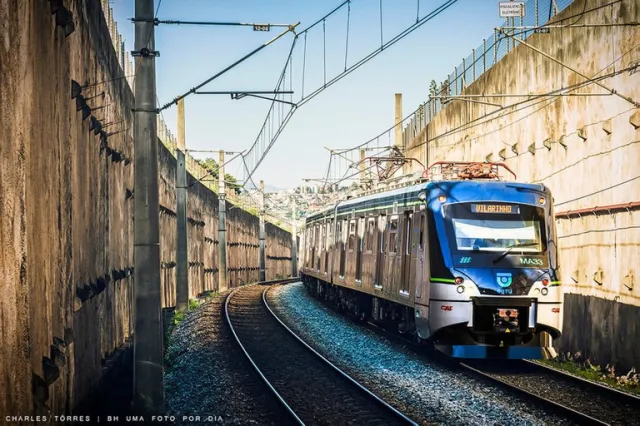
[499,1,526,18]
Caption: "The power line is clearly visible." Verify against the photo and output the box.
[241,0,459,185]
[410,57,640,152]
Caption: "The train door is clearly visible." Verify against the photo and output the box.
[400,212,412,296]
[414,212,426,300]
[387,216,399,296]
[339,219,347,277]
[375,214,386,289]
[325,219,332,276]
[320,223,326,273]
[333,219,340,279]
[307,226,316,270]
[365,217,376,287]
[355,217,364,283]
[347,219,356,280]
[315,225,321,271]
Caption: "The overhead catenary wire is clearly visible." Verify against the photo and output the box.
[344,1,351,71]
[241,0,459,185]
[319,41,639,193]
[158,24,298,112]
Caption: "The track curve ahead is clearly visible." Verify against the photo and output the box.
[225,283,418,426]
[460,359,640,426]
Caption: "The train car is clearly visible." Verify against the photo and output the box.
[300,162,563,359]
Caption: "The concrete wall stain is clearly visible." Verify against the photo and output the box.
[0,0,293,416]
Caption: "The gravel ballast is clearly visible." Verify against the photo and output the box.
[464,360,640,425]
[164,290,294,425]
[268,282,574,426]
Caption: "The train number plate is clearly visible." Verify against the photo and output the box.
[493,308,519,333]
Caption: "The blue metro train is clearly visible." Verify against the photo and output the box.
[300,162,563,359]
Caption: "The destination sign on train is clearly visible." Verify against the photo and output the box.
[471,204,520,214]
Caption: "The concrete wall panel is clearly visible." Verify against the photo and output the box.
[0,0,293,416]
[405,0,640,370]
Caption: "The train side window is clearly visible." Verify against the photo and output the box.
[406,216,412,255]
[366,218,375,253]
[388,217,398,254]
[348,220,356,251]
[343,219,348,243]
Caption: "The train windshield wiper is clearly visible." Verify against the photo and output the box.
[492,242,540,264]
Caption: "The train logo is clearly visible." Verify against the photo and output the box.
[496,273,513,288]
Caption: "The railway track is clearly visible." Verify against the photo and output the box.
[460,359,640,426]
[225,282,418,426]
[301,284,638,425]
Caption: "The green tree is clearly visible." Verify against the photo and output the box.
[225,173,242,195]
[429,80,437,98]
[197,158,219,178]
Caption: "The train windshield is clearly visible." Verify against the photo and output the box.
[444,203,546,254]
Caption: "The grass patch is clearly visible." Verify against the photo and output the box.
[539,351,640,396]
[173,310,186,326]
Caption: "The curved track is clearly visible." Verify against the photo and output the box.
[225,282,418,426]
[460,359,640,426]
[301,282,638,426]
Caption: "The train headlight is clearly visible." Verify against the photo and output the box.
[456,285,465,294]
[542,279,549,286]
[533,288,540,295]
[438,195,447,203]
[455,277,464,285]
[538,197,546,205]
[541,287,549,296]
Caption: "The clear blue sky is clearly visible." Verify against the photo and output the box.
[112,0,509,189]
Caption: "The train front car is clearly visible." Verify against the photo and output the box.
[417,163,562,360]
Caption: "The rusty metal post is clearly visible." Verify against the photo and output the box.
[472,49,475,82]
[483,39,486,74]
[462,57,466,90]
[494,29,498,65]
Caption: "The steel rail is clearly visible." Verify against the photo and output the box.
[262,284,419,426]
[301,283,618,425]
[224,284,304,425]
[459,362,609,426]
[524,359,640,402]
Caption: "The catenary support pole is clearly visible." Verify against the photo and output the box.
[394,93,404,174]
[176,99,188,312]
[360,148,366,184]
[218,150,228,291]
[133,0,163,413]
[259,180,266,282]
[291,199,297,277]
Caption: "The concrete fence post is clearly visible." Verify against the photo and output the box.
[259,180,266,282]
[176,99,188,312]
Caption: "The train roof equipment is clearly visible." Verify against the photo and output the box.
[423,161,517,182]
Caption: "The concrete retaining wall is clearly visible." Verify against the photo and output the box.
[404,0,640,370]
[0,0,292,416]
